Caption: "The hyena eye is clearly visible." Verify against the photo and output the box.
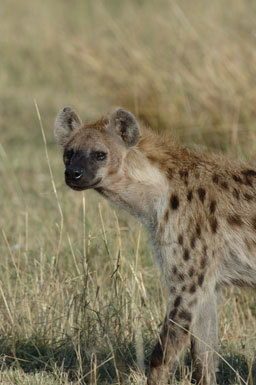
[93,151,107,161]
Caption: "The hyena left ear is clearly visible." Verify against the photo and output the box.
[109,108,141,147]
[54,106,82,147]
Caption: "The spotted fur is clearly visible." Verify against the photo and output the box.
[55,107,256,385]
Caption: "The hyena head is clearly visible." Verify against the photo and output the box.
[54,107,141,191]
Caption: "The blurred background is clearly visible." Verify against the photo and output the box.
[0,0,256,384]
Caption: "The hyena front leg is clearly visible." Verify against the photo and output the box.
[191,290,218,385]
[147,294,194,385]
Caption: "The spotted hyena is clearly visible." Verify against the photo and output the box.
[54,107,256,384]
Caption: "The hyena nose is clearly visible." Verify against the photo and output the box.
[73,169,83,179]
[65,167,83,180]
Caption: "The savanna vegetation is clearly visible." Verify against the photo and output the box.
[0,0,256,383]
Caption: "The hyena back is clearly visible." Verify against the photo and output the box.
[54,107,256,385]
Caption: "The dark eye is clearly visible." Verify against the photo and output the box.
[93,151,107,161]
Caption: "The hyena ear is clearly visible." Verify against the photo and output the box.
[109,108,141,147]
[54,106,82,147]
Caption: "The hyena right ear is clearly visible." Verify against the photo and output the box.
[109,108,141,147]
[54,107,82,147]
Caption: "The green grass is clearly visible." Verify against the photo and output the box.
[0,0,256,383]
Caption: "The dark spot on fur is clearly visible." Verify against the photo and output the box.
[183,249,190,261]
[198,274,204,287]
[146,155,157,163]
[190,237,196,249]
[164,209,169,222]
[169,308,178,320]
[197,188,206,203]
[187,190,193,201]
[178,234,183,246]
[188,267,195,277]
[196,224,201,237]
[227,214,243,226]
[170,286,176,294]
[174,296,182,307]
[167,168,174,179]
[178,273,185,281]
[251,216,256,230]
[182,285,186,292]
[212,174,219,184]
[170,194,179,210]
[200,255,207,269]
[179,170,189,185]
[232,174,243,184]
[189,298,198,307]
[221,181,228,190]
[67,117,73,129]
[244,193,253,201]
[183,324,190,334]
[172,266,177,275]
[210,217,218,233]
[233,188,240,200]
[189,283,196,293]
[210,200,216,214]
[179,310,192,322]
[179,170,189,178]
[243,169,256,177]
[242,169,256,186]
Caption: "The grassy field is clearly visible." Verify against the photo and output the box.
[0,0,256,384]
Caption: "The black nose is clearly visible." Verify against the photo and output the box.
[65,167,83,180]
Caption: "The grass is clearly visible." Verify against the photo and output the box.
[0,0,256,383]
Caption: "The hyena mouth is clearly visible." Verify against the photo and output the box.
[67,178,102,191]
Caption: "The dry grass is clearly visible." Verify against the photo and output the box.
[0,0,256,383]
